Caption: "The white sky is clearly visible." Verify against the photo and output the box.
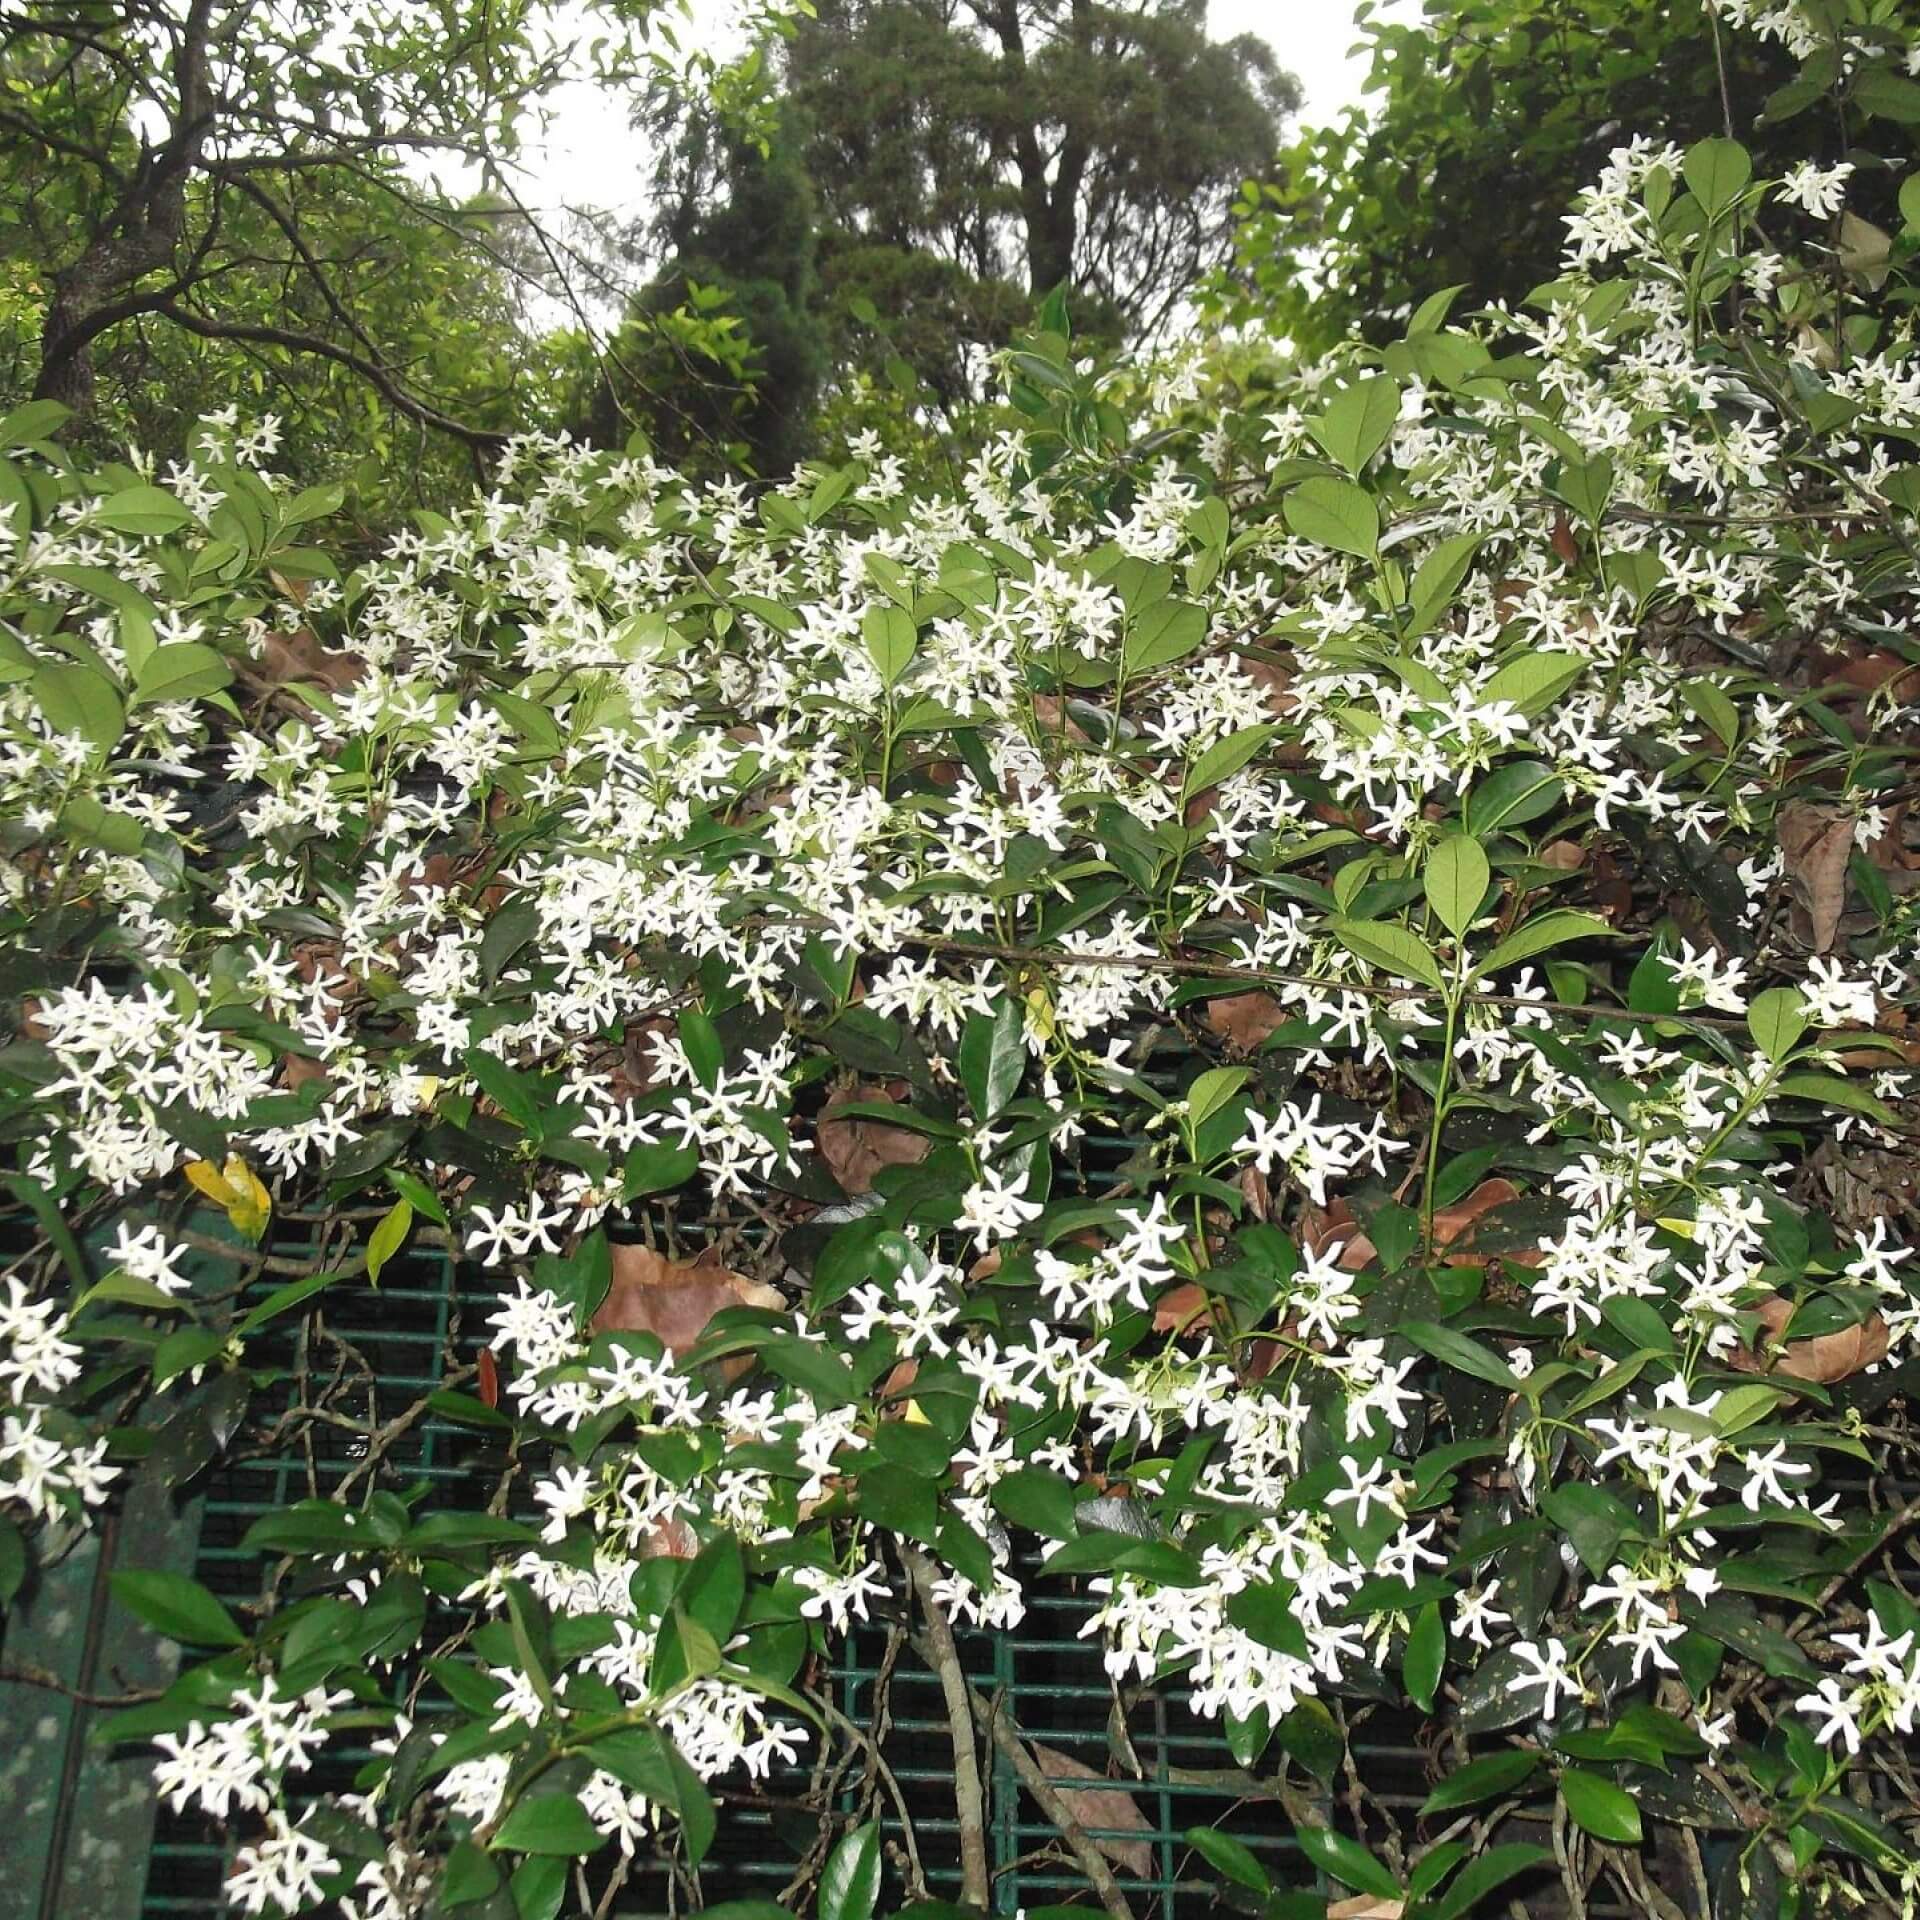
[513,0,1385,227]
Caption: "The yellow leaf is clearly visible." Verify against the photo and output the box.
[901,1398,931,1426]
[184,1158,241,1207]
[223,1155,272,1242]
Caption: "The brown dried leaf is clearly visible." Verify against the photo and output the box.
[1151,1281,1210,1334]
[1205,991,1287,1054]
[817,1084,931,1195]
[1030,694,1092,742]
[250,626,367,694]
[1726,1295,1890,1384]
[1329,1900,1405,1920]
[1778,801,1856,954]
[1030,1744,1153,1876]
[1237,656,1297,721]
[591,1242,784,1356]
[1239,1162,1271,1222]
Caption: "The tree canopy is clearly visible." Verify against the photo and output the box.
[1221,0,1920,354]
[786,0,1298,380]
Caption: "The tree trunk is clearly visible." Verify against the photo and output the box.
[32,0,214,419]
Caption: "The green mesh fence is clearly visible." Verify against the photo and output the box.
[34,1201,1905,1916]
[124,1235,1373,1917]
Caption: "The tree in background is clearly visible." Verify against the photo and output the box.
[582,103,831,475]
[1221,0,1919,354]
[784,0,1298,395]
[0,0,792,511]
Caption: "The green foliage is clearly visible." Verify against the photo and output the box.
[4,13,1920,1920]
[786,0,1298,389]
[1212,0,1918,352]
[589,105,832,474]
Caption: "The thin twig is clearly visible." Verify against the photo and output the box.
[0,1660,163,1707]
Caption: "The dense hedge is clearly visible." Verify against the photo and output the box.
[6,10,1920,1916]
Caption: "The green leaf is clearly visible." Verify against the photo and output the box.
[55,795,143,855]
[991,1466,1078,1539]
[856,1462,937,1542]
[862,604,918,687]
[677,1010,725,1091]
[1683,136,1752,213]
[1680,677,1740,752]
[442,1839,502,1906]
[109,1570,246,1648]
[1184,1827,1270,1895]
[366,1198,413,1286]
[1478,910,1612,978]
[234,1269,339,1335]
[490,1794,605,1857]
[1283,475,1379,559]
[1425,835,1490,942]
[1427,1844,1554,1920]
[1419,1749,1540,1816]
[1328,918,1445,992]
[624,1140,700,1200]
[819,1821,882,1920]
[32,662,125,758]
[131,642,232,706]
[1559,1768,1643,1844]
[1408,530,1485,634]
[0,1515,25,1607]
[1294,1826,1399,1900]
[1466,759,1565,835]
[94,484,194,536]
[385,1166,448,1228]
[958,997,1025,1123]
[1405,1600,1446,1713]
[1183,723,1277,802]
[1773,1072,1897,1126]
[1855,67,1920,125]
[464,1045,544,1134]
[1308,375,1400,476]
[680,1534,746,1643]
[1544,1483,1638,1576]
[1903,173,1920,236]
[1402,1320,1520,1390]
[1480,649,1587,716]
[0,399,70,449]
[1747,988,1809,1062]
[1125,596,1208,673]
[1186,1065,1250,1129]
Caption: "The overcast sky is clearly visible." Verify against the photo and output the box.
[512,0,1385,225]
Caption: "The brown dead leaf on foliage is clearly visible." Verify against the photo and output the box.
[1328,1900,1404,1920]
[1152,1281,1212,1334]
[1030,694,1092,742]
[1727,1295,1889,1384]
[1205,991,1287,1054]
[1240,1163,1270,1221]
[1236,656,1297,722]
[1029,1745,1152,1876]
[247,626,367,695]
[817,1083,930,1195]
[1830,646,1920,705]
[1303,1180,1539,1273]
[591,1242,783,1356]
[1777,801,1856,954]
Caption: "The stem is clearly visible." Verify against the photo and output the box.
[1421,979,1464,1255]
[902,1546,990,1911]
[962,1673,1136,1920]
